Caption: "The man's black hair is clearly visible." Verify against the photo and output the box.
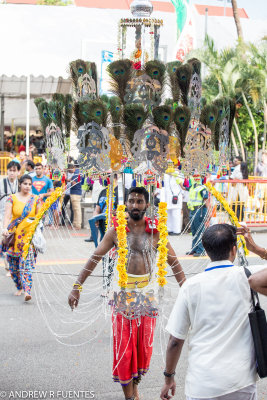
[7,161,21,171]
[26,160,35,169]
[202,224,237,261]
[35,162,43,168]
[235,155,242,162]
[128,186,149,203]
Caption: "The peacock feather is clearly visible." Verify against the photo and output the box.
[64,94,73,137]
[173,106,191,157]
[35,99,50,134]
[48,101,63,131]
[52,94,65,110]
[167,61,182,103]
[176,63,192,106]
[69,59,98,98]
[123,104,148,144]
[109,96,123,140]
[107,59,132,104]
[144,60,166,86]
[228,98,236,136]
[199,104,218,134]
[152,105,173,133]
[187,58,201,76]
[74,100,108,128]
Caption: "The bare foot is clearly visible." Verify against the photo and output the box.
[24,294,32,302]
[133,385,140,400]
[14,289,23,296]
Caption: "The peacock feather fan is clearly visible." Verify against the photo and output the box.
[173,106,191,157]
[64,94,73,137]
[167,61,181,103]
[35,99,50,134]
[200,104,218,134]
[152,105,173,133]
[107,59,132,104]
[74,100,107,128]
[176,63,192,106]
[109,96,123,140]
[123,104,148,144]
[144,60,166,86]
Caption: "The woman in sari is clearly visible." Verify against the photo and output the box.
[3,174,41,301]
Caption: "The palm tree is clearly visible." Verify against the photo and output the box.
[231,0,244,40]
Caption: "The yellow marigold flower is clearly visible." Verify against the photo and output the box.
[158,202,167,209]
[157,269,168,277]
[157,277,167,287]
[158,245,168,253]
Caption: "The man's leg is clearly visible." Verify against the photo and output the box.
[190,210,197,252]
[61,194,69,225]
[193,208,207,255]
[70,195,82,229]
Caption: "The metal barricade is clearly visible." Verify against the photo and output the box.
[210,179,267,226]
[0,157,11,176]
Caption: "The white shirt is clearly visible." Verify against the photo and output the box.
[166,260,267,399]
[0,178,18,219]
[230,164,242,180]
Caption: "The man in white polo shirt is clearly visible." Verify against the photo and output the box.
[160,223,267,400]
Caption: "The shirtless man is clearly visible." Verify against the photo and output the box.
[68,186,185,400]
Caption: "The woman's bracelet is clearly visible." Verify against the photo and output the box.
[73,283,83,292]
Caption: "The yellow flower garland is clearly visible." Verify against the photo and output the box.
[156,202,168,287]
[205,182,249,255]
[116,205,128,288]
[22,187,63,259]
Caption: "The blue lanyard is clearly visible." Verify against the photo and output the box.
[205,264,234,272]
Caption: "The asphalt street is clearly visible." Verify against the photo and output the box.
[1,229,267,400]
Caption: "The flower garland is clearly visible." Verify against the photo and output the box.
[156,202,168,287]
[205,182,249,255]
[116,205,128,289]
[22,187,63,260]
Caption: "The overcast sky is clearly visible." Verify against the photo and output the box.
[191,0,267,19]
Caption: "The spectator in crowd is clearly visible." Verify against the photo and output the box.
[93,174,128,240]
[230,155,242,179]
[164,172,183,235]
[0,161,21,275]
[2,175,42,302]
[161,223,267,400]
[256,150,267,177]
[18,144,26,153]
[84,179,103,242]
[9,151,20,165]
[25,160,36,178]
[70,163,83,230]
[187,174,209,256]
[32,163,53,201]
[61,164,74,226]
[19,151,28,176]
[229,159,249,221]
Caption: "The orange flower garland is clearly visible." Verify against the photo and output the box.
[116,205,128,288]
[156,202,168,287]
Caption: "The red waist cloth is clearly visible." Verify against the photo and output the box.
[112,313,156,386]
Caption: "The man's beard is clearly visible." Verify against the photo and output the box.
[128,208,146,221]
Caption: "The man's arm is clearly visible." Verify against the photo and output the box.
[249,270,267,296]
[68,227,116,309]
[167,241,186,286]
[160,336,184,400]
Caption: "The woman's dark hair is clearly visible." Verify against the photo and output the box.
[19,174,32,186]
[241,162,248,179]
[128,186,149,203]
[7,161,21,171]
[202,224,237,261]
[26,160,35,169]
